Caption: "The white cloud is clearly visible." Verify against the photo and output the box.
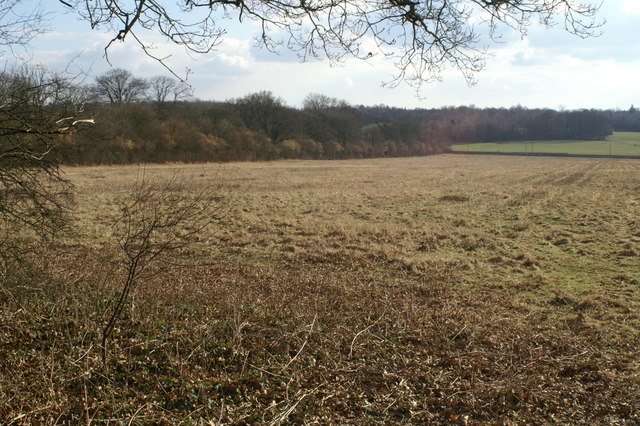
[10,1,639,110]
[345,77,355,88]
[623,0,640,15]
[215,53,251,69]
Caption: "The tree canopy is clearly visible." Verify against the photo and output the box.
[60,0,601,87]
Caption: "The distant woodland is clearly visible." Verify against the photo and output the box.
[61,70,639,165]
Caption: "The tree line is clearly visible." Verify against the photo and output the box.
[53,68,632,165]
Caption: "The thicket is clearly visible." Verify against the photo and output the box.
[54,70,628,165]
[610,106,640,132]
[62,99,621,165]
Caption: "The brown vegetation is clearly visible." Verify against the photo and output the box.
[62,95,618,165]
[1,155,639,423]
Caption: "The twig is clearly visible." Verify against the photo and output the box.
[249,363,284,378]
[451,324,468,340]
[127,403,147,426]
[178,406,204,425]
[349,311,386,359]
[269,384,324,425]
[83,370,91,425]
[71,343,94,365]
[280,313,317,373]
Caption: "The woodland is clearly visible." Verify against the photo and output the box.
[60,70,632,165]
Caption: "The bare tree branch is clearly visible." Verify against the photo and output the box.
[60,0,602,88]
[0,66,91,249]
[0,1,48,51]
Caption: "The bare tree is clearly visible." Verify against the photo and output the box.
[94,68,149,103]
[60,0,601,88]
[233,91,295,144]
[303,93,349,111]
[0,4,93,261]
[0,66,91,255]
[149,75,192,103]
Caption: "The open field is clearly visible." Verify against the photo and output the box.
[450,131,640,156]
[2,155,639,423]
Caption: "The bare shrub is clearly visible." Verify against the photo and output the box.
[438,194,470,202]
[102,170,229,365]
[0,65,91,264]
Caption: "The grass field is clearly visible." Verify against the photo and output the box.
[2,155,639,423]
[450,131,640,156]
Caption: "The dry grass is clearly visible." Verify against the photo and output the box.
[1,155,639,423]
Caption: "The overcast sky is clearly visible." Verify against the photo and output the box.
[9,0,640,110]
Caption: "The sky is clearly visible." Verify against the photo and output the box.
[7,0,640,110]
